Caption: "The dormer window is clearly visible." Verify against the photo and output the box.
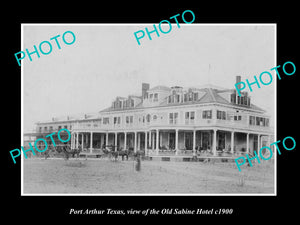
[153,93,158,102]
[231,92,250,106]
[193,92,198,101]
[188,92,193,101]
[146,114,151,123]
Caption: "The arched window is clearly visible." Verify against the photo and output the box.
[146,114,151,123]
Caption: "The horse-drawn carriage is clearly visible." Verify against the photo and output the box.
[42,145,81,160]
[101,145,144,161]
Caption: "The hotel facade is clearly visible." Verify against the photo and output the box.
[31,76,274,159]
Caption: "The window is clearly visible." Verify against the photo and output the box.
[103,117,110,124]
[260,117,265,126]
[185,111,195,124]
[185,112,189,120]
[64,125,68,129]
[193,92,198,101]
[168,94,181,104]
[256,117,260,125]
[114,116,120,124]
[251,116,269,126]
[49,126,53,131]
[130,99,134,107]
[169,112,178,124]
[146,114,151,123]
[153,115,157,121]
[149,94,153,100]
[217,110,226,120]
[249,116,255,125]
[126,116,133,124]
[231,93,236,104]
[154,93,158,102]
[234,115,242,121]
[244,97,247,105]
[265,118,269,127]
[231,93,250,106]
[202,110,212,119]
[190,111,195,120]
[188,93,193,101]
[184,93,187,102]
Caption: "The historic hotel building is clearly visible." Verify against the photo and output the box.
[33,76,274,159]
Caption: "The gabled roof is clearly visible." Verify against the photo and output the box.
[207,88,265,112]
[101,86,265,113]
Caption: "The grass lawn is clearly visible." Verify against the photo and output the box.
[22,158,275,194]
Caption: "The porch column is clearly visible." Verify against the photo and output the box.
[246,133,249,153]
[76,132,79,149]
[105,132,108,147]
[134,131,137,153]
[149,131,152,149]
[231,131,235,154]
[258,134,261,151]
[193,129,196,156]
[100,133,104,148]
[156,129,159,155]
[145,131,148,155]
[175,129,178,155]
[114,132,118,151]
[145,131,148,152]
[200,131,202,148]
[124,132,127,149]
[90,132,93,153]
[71,133,74,149]
[212,129,217,156]
[137,132,140,150]
[85,134,88,148]
[152,131,155,150]
[81,133,84,150]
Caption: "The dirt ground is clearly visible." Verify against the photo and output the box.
[22,158,275,194]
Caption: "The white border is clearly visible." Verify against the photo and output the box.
[21,23,277,196]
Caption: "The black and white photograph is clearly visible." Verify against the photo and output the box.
[22,24,276,195]
[4,5,298,221]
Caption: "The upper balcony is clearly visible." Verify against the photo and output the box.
[71,114,272,134]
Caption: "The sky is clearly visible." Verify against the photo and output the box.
[22,24,276,132]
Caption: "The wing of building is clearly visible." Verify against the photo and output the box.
[29,76,274,159]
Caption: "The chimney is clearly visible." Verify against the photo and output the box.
[235,76,242,94]
[142,83,150,100]
[236,75,241,84]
